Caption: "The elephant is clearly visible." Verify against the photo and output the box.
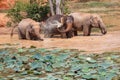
[42,14,74,38]
[58,12,107,36]
[11,18,43,41]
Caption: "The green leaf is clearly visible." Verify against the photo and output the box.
[18,48,25,53]
[0,64,4,71]
[105,73,117,80]
[18,56,29,62]
[82,74,93,79]
[58,54,69,61]
[44,65,53,72]
[99,61,112,69]
[33,71,42,75]
[82,67,90,73]
[29,61,43,70]
[28,48,36,52]
[0,51,8,55]
[21,71,28,75]
[39,48,48,53]
[63,76,73,80]
[50,48,61,54]
[32,53,42,60]
[66,72,75,76]
[86,57,97,63]
[13,67,21,72]
[98,68,107,76]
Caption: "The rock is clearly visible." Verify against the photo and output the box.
[0,0,15,10]
[0,13,10,27]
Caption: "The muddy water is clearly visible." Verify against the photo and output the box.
[0,31,120,53]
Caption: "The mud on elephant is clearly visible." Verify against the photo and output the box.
[11,18,43,41]
[42,14,74,38]
[59,12,107,36]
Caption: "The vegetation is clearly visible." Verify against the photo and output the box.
[6,0,70,26]
[0,47,120,80]
[69,1,120,9]
[26,3,50,22]
[7,1,50,25]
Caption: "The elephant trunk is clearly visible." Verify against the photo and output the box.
[57,22,73,33]
[99,21,107,35]
[34,28,43,41]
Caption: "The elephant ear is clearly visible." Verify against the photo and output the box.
[60,16,67,24]
[90,15,99,27]
[27,24,34,34]
[66,15,74,23]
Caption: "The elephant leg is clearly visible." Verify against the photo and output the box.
[74,30,78,36]
[66,30,74,38]
[61,33,67,38]
[18,28,25,39]
[73,27,78,36]
[88,27,92,36]
[44,33,53,38]
[83,26,90,36]
[26,30,31,40]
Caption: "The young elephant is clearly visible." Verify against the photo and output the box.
[43,20,66,38]
[43,14,74,38]
[70,12,107,36]
[11,18,43,41]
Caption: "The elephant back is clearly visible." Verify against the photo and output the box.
[46,14,64,23]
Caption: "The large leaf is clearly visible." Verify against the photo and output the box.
[29,61,43,70]
[0,64,4,71]
[0,51,9,55]
[32,53,44,61]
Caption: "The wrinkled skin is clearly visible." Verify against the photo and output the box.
[57,15,74,38]
[69,12,107,36]
[11,18,43,41]
[43,15,74,38]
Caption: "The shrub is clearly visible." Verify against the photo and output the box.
[26,3,50,22]
[7,1,27,23]
[7,1,70,26]
[7,1,50,25]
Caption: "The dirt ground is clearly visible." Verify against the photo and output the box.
[0,27,120,53]
[0,6,120,53]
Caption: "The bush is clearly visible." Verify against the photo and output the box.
[7,1,27,23]
[26,3,50,22]
[7,1,70,26]
[7,1,50,25]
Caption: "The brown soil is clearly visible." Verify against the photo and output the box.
[0,6,120,53]
[0,27,120,53]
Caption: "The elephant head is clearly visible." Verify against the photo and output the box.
[28,22,43,40]
[57,15,74,33]
[90,14,107,35]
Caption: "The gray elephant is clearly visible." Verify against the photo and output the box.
[11,18,43,41]
[42,14,74,38]
[59,12,107,36]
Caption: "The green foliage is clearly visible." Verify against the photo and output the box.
[26,3,50,22]
[7,1,26,23]
[7,1,50,24]
[85,1,120,8]
[0,47,120,80]
[71,1,120,9]
[62,1,71,14]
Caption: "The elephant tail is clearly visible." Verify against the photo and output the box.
[10,24,18,38]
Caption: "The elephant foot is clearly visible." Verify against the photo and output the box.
[39,38,44,41]
[74,31,78,36]
[44,34,52,38]
[83,34,90,36]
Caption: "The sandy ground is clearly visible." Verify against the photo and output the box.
[0,27,120,53]
[0,9,120,53]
